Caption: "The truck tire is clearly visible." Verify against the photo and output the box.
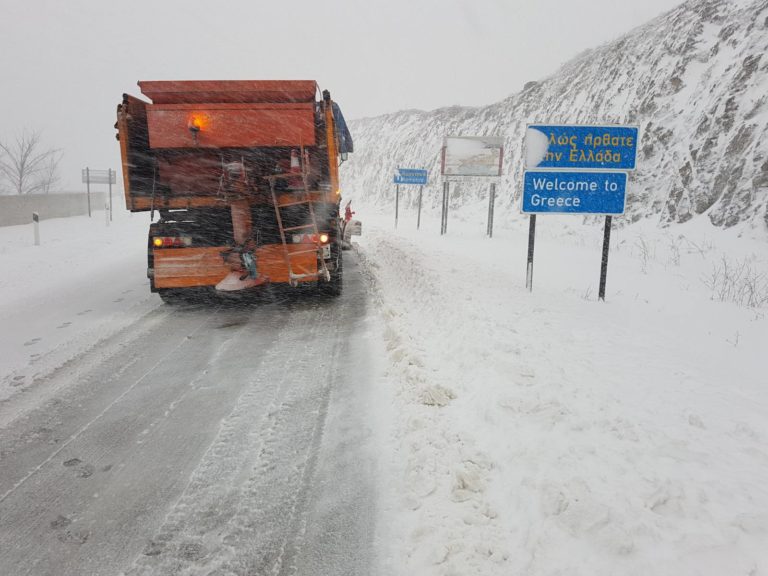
[158,287,215,305]
[158,289,183,305]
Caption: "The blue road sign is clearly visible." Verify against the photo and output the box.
[526,125,638,171]
[394,168,428,185]
[522,171,627,214]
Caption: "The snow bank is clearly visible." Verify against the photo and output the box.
[359,205,768,576]
[0,212,157,417]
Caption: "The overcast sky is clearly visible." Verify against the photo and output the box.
[0,0,684,190]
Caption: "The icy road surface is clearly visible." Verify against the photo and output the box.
[0,253,380,575]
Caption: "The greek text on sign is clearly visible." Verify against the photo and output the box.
[525,125,638,171]
[522,171,627,215]
[394,168,428,185]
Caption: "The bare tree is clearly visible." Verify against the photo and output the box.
[0,130,62,195]
[38,151,62,194]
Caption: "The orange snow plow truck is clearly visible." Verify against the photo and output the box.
[115,80,353,302]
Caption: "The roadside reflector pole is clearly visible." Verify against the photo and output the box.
[108,168,113,221]
[105,202,110,227]
[417,185,423,230]
[395,184,400,229]
[33,212,40,246]
[487,182,496,238]
[599,215,612,301]
[526,214,536,291]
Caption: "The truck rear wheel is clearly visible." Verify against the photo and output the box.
[158,289,183,305]
[158,287,216,305]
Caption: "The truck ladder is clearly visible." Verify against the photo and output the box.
[266,158,330,287]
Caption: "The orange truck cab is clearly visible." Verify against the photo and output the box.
[115,80,353,302]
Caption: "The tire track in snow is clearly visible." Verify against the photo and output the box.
[0,304,273,576]
[0,306,222,506]
[126,300,343,576]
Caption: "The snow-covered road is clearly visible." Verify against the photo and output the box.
[0,215,383,576]
[2,207,768,576]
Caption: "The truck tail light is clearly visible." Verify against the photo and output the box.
[292,233,330,244]
[153,236,192,248]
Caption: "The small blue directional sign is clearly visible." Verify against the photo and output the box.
[394,168,428,185]
[522,171,627,214]
[526,125,638,171]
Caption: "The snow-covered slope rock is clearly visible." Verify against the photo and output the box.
[342,0,768,230]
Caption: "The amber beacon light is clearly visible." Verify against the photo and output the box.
[187,113,209,134]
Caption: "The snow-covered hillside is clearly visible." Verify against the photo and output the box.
[342,0,768,231]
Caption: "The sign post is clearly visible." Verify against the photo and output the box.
[393,168,428,230]
[522,124,638,298]
[526,214,536,291]
[85,167,91,217]
[487,182,496,238]
[441,182,449,235]
[81,168,117,220]
[417,185,423,230]
[395,184,400,228]
[599,216,612,300]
